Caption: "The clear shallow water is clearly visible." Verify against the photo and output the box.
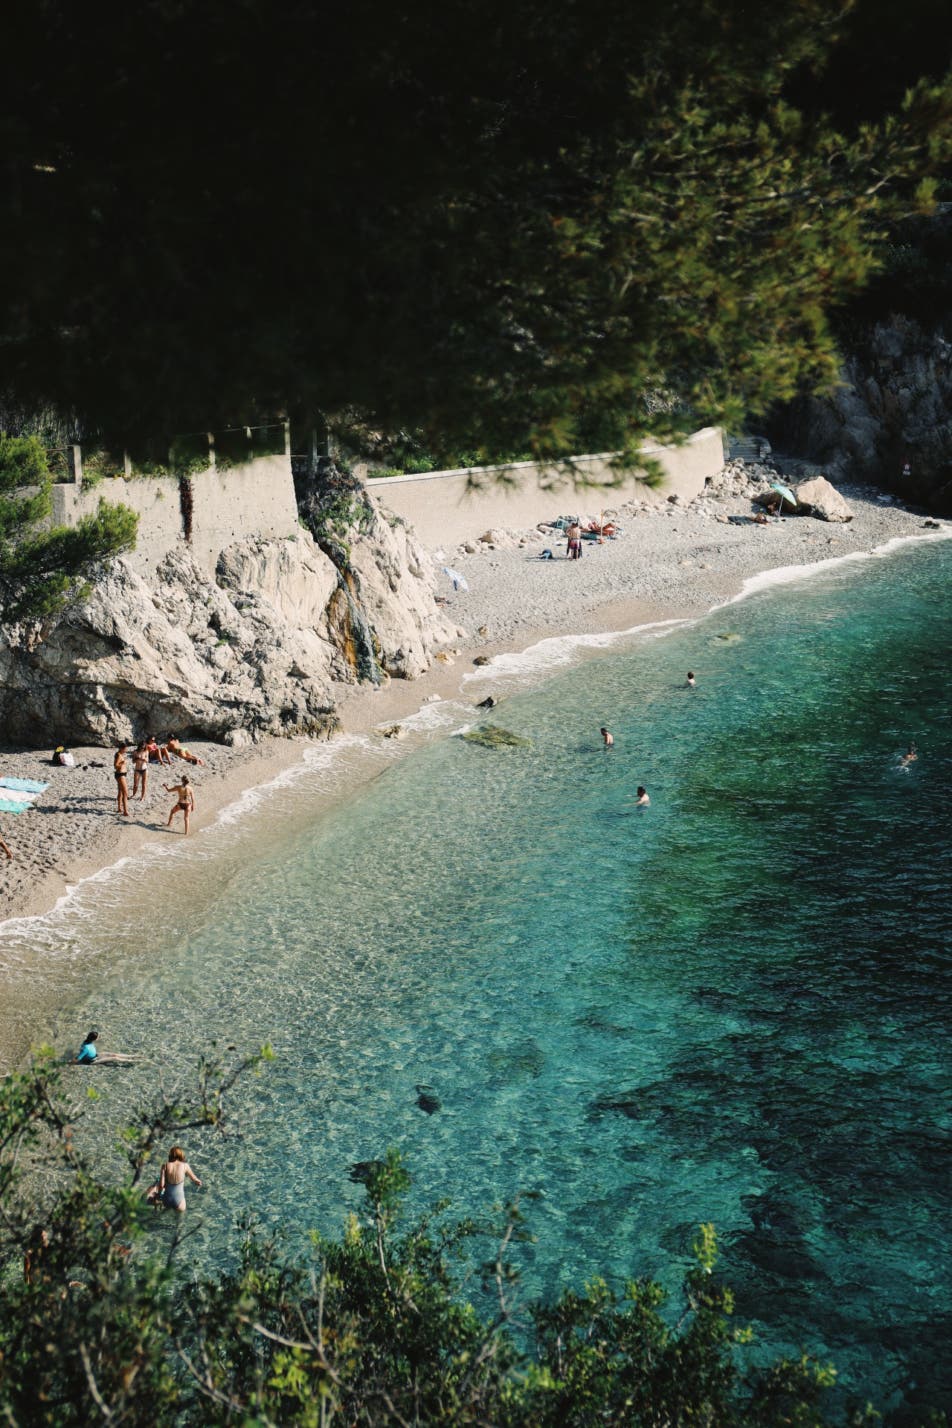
[5,536,952,1419]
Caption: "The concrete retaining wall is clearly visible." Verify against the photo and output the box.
[50,454,299,574]
[366,427,724,547]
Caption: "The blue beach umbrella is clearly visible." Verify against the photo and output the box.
[770,480,798,511]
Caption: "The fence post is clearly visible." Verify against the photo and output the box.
[70,444,84,488]
[123,450,132,478]
[283,420,291,457]
[207,432,216,472]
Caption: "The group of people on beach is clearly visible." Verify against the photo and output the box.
[113,735,202,832]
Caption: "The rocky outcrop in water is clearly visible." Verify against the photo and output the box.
[0,479,459,745]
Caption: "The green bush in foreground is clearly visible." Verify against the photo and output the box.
[0,1054,898,1426]
[0,434,138,623]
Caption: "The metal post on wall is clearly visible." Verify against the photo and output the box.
[70,444,83,489]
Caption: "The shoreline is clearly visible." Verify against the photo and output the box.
[1,476,946,930]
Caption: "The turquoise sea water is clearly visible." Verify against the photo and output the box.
[4,536,951,1419]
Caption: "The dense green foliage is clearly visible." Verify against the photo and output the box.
[0,1054,898,1427]
[2,1,951,466]
[0,434,137,621]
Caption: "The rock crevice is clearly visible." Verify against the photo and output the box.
[0,472,458,745]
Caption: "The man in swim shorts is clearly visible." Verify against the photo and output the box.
[600,727,614,748]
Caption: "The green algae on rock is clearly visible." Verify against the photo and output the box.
[461,724,530,749]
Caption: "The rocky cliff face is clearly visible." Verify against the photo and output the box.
[0,477,459,745]
[771,315,952,510]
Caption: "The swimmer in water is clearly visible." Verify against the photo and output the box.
[899,742,918,768]
[600,727,614,749]
[686,671,696,688]
[635,786,650,807]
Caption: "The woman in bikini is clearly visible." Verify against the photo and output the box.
[165,736,205,766]
[147,734,171,766]
[164,774,195,834]
[148,1146,202,1213]
[132,740,150,801]
[113,745,130,817]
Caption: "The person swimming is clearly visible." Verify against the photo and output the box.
[600,727,614,749]
[635,786,650,807]
[899,742,918,769]
[686,671,696,688]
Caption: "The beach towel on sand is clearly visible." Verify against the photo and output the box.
[0,800,33,815]
[0,788,38,805]
[0,778,48,794]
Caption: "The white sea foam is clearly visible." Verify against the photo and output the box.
[715,526,952,610]
[462,618,692,685]
[0,733,379,946]
[394,699,472,733]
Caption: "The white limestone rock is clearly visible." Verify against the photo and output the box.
[0,487,458,743]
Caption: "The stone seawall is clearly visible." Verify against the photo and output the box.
[50,454,299,574]
[366,427,724,547]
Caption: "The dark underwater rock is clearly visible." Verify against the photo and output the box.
[415,1084,441,1115]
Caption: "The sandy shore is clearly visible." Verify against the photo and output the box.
[1,469,944,925]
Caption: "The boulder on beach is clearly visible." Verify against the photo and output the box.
[795,476,853,523]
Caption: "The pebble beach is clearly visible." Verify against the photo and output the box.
[0,461,943,926]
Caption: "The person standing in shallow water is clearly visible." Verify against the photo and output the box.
[600,727,614,749]
[113,744,130,817]
[635,786,650,806]
[164,774,195,834]
[148,1146,202,1213]
[686,671,696,688]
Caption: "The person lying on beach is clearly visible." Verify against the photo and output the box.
[164,775,195,834]
[165,736,205,765]
[0,829,11,860]
[147,735,172,765]
[146,1146,202,1213]
[600,727,614,748]
[74,1030,136,1064]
